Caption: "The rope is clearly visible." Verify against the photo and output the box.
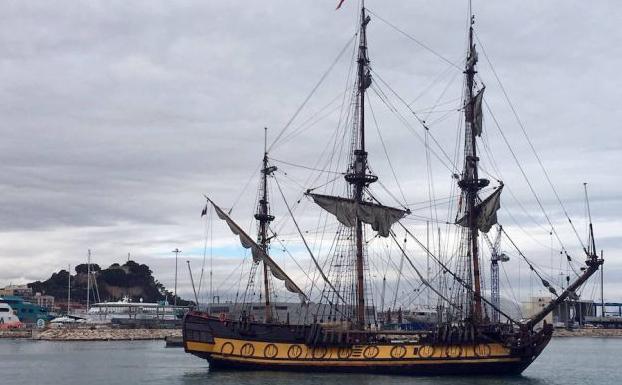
[366,8,460,70]
[274,175,345,304]
[397,222,519,324]
[367,97,408,205]
[475,31,587,254]
[268,33,357,152]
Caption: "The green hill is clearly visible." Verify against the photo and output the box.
[28,260,192,306]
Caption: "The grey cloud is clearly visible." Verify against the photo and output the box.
[1,1,621,303]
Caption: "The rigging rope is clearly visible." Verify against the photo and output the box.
[475,32,588,254]
[366,8,460,70]
[501,227,561,297]
[397,222,519,324]
[367,97,408,205]
[268,33,357,152]
[274,175,345,304]
[484,101,576,264]
[389,230,472,319]
[371,69,460,173]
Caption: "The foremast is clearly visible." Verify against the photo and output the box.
[344,4,377,329]
[255,127,277,323]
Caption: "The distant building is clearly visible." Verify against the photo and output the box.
[554,299,595,327]
[524,296,597,328]
[0,284,33,300]
[522,296,553,326]
[34,292,55,309]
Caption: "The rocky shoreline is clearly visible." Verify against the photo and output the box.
[33,327,182,341]
[1,327,181,341]
[4,327,622,341]
[553,328,622,338]
[0,329,32,339]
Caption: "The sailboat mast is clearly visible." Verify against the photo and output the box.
[86,249,91,311]
[462,17,484,322]
[67,264,71,314]
[256,127,276,323]
[344,3,376,329]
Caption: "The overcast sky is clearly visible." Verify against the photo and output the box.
[1,1,621,308]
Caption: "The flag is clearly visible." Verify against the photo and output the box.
[336,0,346,10]
[201,204,208,217]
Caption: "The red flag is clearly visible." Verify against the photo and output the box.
[336,0,346,10]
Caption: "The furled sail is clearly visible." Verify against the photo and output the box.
[473,86,485,137]
[457,185,503,233]
[206,197,308,302]
[308,193,409,237]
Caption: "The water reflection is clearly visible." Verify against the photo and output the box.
[1,338,619,385]
[179,367,553,385]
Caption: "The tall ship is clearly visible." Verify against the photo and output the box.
[183,1,603,375]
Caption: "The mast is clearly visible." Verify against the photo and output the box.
[86,249,91,311]
[459,13,487,322]
[344,3,376,329]
[255,127,277,323]
[584,182,604,316]
[67,264,71,315]
[172,248,181,306]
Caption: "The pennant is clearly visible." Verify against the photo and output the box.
[200,204,208,217]
[336,0,346,10]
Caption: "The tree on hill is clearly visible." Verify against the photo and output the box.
[27,260,193,305]
[75,263,101,274]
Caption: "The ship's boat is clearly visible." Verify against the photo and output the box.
[183,1,603,375]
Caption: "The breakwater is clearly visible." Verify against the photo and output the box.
[553,328,622,338]
[4,326,621,341]
[33,327,181,341]
[0,329,32,339]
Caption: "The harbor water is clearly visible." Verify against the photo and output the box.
[1,337,619,385]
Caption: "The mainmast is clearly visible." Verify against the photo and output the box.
[459,15,487,322]
[344,4,376,329]
[255,127,277,323]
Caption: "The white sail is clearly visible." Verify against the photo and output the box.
[208,198,308,302]
[457,185,503,233]
[308,193,408,237]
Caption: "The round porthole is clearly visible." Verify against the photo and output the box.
[264,344,278,358]
[312,346,328,359]
[391,345,407,359]
[338,347,352,359]
[363,346,379,359]
[419,345,435,358]
[221,342,234,355]
[240,343,255,357]
[288,345,303,359]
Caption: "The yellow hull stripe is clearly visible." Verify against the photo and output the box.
[186,337,519,366]
[207,354,521,367]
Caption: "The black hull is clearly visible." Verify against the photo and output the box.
[201,354,533,376]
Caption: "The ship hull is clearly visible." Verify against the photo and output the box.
[183,312,552,376]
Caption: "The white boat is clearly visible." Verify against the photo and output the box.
[0,302,22,329]
[49,314,87,326]
[85,296,187,323]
